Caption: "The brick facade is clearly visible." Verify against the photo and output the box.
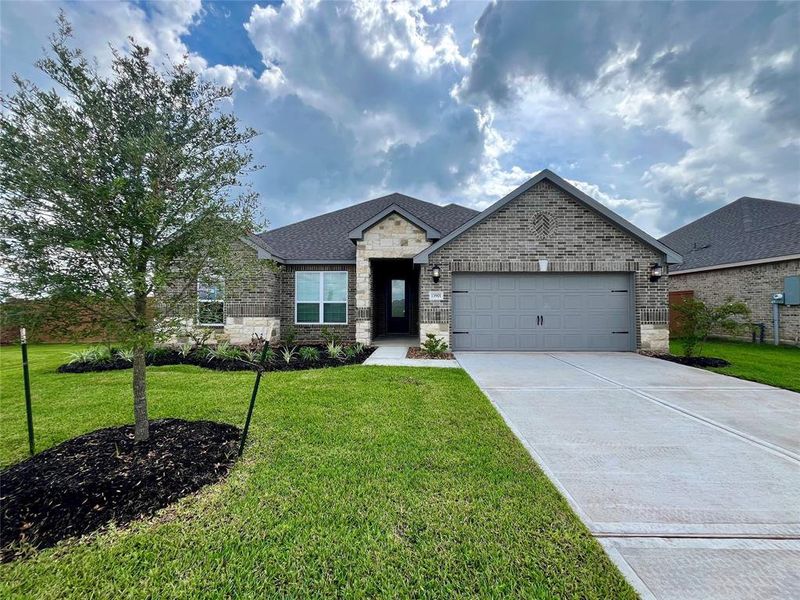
[669,259,800,345]
[419,180,670,351]
[162,180,673,352]
[279,263,357,343]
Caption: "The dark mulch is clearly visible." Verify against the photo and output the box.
[406,347,455,360]
[0,419,240,562]
[57,345,376,374]
[645,353,730,368]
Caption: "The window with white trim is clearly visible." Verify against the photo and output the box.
[295,271,347,324]
[197,277,224,325]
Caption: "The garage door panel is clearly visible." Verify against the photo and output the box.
[497,315,517,329]
[497,295,517,310]
[452,273,633,351]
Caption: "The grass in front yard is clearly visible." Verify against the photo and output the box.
[0,344,634,598]
[670,338,800,392]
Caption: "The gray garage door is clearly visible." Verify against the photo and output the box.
[451,273,634,351]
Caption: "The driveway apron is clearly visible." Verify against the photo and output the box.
[456,351,800,600]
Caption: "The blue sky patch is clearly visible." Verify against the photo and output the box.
[181,0,269,74]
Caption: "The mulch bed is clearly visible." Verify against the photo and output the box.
[644,353,730,368]
[0,419,240,562]
[406,347,455,360]
[57,345,376,374]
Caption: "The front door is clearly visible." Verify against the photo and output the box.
[386,278,410,334]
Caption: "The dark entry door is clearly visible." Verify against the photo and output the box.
[386,278,410,334]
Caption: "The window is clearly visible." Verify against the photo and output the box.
[295,271,348,324]
[197,277,224,325]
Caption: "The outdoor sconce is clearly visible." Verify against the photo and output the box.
[649,262,663,282]
[431,265,441,283]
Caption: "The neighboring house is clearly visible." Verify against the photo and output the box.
[661,197,800,345]
[170,170,681,353]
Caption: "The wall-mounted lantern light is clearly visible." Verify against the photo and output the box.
[649,262,663,282]
[431,265,441,283]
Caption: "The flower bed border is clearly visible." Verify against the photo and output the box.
[57,345,376,374]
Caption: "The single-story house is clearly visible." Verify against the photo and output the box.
[661,196,800,345]
[174,170,681,353]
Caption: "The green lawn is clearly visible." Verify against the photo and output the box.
[0,344,634,599]
[670,338,800,392]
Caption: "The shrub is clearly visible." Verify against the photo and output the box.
[67,346,111,365]
[343,345,359,359]
[249,333,266,353]
[421,333,449,358]
[281,325,297,347]
[243,346,274,365]
[206,342,243,361]
[177,342,193,358]
[115,348,134,363]
[670,297,751,357]
[145,346,171,361]
[299,346,320,362]
[186,328,213,348]
[326,342,344,360]
[320,326,341,346]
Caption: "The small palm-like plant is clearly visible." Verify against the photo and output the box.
[115,348,134,363]
[343,345,359,359]
[207,342,243,361]
[68,346,111,365]
[280,345,297,364]
[326,342,344,360]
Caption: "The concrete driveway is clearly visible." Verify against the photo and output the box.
[456,352,800,600]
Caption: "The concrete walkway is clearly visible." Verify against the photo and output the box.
[456,351,800,600]
[363,345,459,368]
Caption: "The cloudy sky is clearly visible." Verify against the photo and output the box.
[1,0,798,236]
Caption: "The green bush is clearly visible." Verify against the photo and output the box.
[299,346,320,362]
[281,325,297,347]
[421,334,449,358]
[67,346,111,365]
[115,348,134,363]
[320,326,341,346]
[670,297,751,357]
[206,342,243,361]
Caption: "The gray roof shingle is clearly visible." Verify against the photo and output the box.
[660,197,800,272]
[258,193,478,261]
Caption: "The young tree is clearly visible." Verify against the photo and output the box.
[0,16,261,441]
[670,297,751,357]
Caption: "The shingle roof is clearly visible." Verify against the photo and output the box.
[660,197,800,272]
[257,193,478,262]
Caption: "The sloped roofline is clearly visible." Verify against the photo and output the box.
[413,169,683,264]
[240,233,285,262]
[348,204,442,241]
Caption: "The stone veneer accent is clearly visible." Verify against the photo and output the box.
[669,258,799,345]
[162,240,282,346]
[419,180,670,352]
[354,214,431,344]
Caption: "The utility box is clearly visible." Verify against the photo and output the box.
[785,275,800,306]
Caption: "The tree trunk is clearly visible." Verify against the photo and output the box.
[132,343,149,442]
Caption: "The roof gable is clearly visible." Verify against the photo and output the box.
[414,170,682,264]
[348,204,442,241]
[258,192,477,262]
[661,196,800,272]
